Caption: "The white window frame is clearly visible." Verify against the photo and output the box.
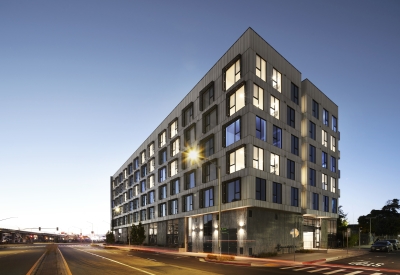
[229,85,245,116]
[322,130,328,147]
[270,153,280,175]
[331,136,336,152]
[253,146,263,170]
[322,173,328,190]
[253,84,263,110]
[172,138,180,156]
[272,68,281,92]
[170,120,178,138]
[229,147,245,173]
[256,54,266,81]
[270,95,280,119]
[170,160,178,177]
[331,177,336,193]
[225,59,241,90]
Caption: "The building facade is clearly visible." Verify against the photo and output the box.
[110,28,340,255]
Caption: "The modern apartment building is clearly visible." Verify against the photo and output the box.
[110,28,340,255]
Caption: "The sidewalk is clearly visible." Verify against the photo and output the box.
[103,243,371,266]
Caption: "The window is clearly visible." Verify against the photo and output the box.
[159,148,167,165]
[159,130,167,147]
[332,116,338,132]
[224,118,240,147]
[184,170,196,190]
[199,82,214,111]
[202,160,217,182]
[169,199,178,215]
[270,96,279,119]
[203,106,217,133]
[309,145,316,163]
[223,179,241,203]
[253,84,263,109]
[141,209,147,221]
[270,153,280,175]
[169,119,178,138]
[291,135,299,156]
[170,178,180,195]
[184,124,196,146]
[255,54,266,81]
[159,203,167,217]
[133,185,139,196]
[227,85,245,116]
[128,163,133,174]
[273,182,282,204]
[253,146,263,170]
[149,207,155,219]
[183,194,193,212]
[332,198,337,213]
[228,147,245,173]
[323,196,329,212]
[272,68,281,92]
[149,142,155,157]
[331,177,336,193]
[291,83,299,105]
[255,177,266,201]
[330,136,336,152]
[203,214,213,237]
[128,188,133,199]
[148,191,155,204]
[224,58,241,91]
[200,135,214,158]
[309,121,316,140]
[182,103,194,127]
[140,180,146,192]
[133,212,139,222]
[312,193,319,210]
[322,173,328,190]
[141,164,147,178]
[287,159,295,180]
[312,100,319,119]
[322,130,328,147]
[148,175,155,188]
[255,116,266,141]
[287,106,295,128]
[200,187,214,208]
[323,109,329,126]
[309,168,316,187]
[134,157,139,170]
[322,151,327,168]
[158,167,167,183]
[129,176,133,187]
[169,160,178,177]
[159,184,167,200]
[330,156,336,172]
[291,187,299,207]
[273,125,282,148]
[141,194,147,206]
[149,158,155,173]
[171,137,180,157]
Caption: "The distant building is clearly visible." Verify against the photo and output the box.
[110,28,340,255]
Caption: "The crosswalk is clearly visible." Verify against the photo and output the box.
[280,265,384,275]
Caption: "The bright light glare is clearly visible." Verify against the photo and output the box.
[188,150,199,160]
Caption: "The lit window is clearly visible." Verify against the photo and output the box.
[149,143,155,157]
[224,118,240,147]
[287,159,295,180]
[323,109,329,126]
[255,116,266,141]
[273,182,282,204]
[223,179,241,203]
[256,54,266,81]
[141,150,146,164]
[149,158,155,173]
[253,146,264,170]
[331,177,336,193]
[270,153,280,175]
[170,120,178,139]
[148,175,155,188]
[169,160,178,177]
[322,173,328,190]
[228,85,245,116]
[224,59,241,91]
[228,147,245,173]
[255,177,266,201]
[273,125,282,148]
[253,84,263,110]
[171,137,180,157]
[159,131,166,147]
[270,96,280,119]
[322,130,328,147]
[331,136,336,152]
[272,68,281,92]
[291,83,299,105]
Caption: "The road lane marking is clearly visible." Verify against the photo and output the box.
[308,268,330,273]
[370,273,383,275]
[343,271,363,275]
[26,250,47,275]
[293,267,315,271]
[58,247,72,275]
[323,270,345,274]
[280,266,302,269]
[74,248,156,275]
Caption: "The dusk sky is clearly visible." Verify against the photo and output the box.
[1,0,399,235]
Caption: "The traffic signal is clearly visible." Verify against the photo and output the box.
[39,227,41,231]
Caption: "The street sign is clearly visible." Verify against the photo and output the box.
[290,228,299,238]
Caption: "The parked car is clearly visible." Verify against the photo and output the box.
[370,241,393,252]
[385,239,399,250]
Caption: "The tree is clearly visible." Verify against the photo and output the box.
[137,222,146,245]
[105,231,115,244]
[129,224,138,244]
[336,205,348,247]
[129,222,146,245]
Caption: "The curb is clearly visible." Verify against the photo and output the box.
[302,259,326,264]
[203,258,251,266]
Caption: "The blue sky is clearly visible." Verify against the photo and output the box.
[1,0,399,234]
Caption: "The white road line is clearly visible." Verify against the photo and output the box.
[323,269,346,274]
[344,271,363,275]
[280,266,302,269]
[370,273,383,275]
[74,248,156,275]
[308,268,331,273]
[293,267,315,271]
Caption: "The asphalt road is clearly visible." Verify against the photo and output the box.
[0,244,46,275]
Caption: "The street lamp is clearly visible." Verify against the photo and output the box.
[367,217,376,244]
[188,149,222,255]
[87,221,94,243]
